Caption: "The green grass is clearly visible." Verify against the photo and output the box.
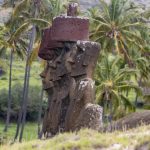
[0,121,38,144]
[0,59,42,144]
[1,125,150,150]
[0,59,43,90]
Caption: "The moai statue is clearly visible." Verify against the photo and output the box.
[64,41,103,131]
[38,3,103,137]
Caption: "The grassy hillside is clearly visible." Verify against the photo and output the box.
[1,125,150,150]
[0,60,43,143]
[0,59,42,90]
[0,121,38,144]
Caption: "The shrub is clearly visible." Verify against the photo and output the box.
[0,83,47,121]
[0,60,8,76]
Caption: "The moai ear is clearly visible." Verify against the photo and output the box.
[83,54,91,66]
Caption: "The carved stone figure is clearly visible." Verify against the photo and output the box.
[38,3,103,137]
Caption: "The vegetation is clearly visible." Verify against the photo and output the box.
[1,125,150,150]
[0,83,47,121]
[0,121,38,145]
[89,0,150,120]
[0,0,150,147]
[0,0,68,142]
[95,54,141,120]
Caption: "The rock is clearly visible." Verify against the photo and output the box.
[108,111,150,131]
[75,103,103,131]
[135,141,150,150]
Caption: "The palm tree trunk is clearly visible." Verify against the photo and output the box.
[135,77,142,107]
[4,49,13,132]
[16,0,40,142]
[38,89,44,139]
[19,25,36,142]
[135,93,138,107]
[19,64,31,142]
[14,57,29,141]
[126,90,129,97]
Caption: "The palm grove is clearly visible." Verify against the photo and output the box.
[0,0,150,142]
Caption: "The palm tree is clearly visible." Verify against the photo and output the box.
[0,20,27,132]
[27,0,70,140]
[95,54,142,121]
[1,0,49,140]
[12,0,43,142]
[2,0,67,141]
[0,26,8,48]
[37,88,44,138]
[133,56,150,106]
[88,0,148,67]
[10,0,68,142]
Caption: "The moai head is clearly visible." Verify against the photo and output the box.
[70,41,100,78]
[38,27,63,60]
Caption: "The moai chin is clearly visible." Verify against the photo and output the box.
[38,3,103,138]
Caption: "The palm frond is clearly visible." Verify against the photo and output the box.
[13,0,29,17]
[8,22,30,43]
[121,95,135,112]
[28,18,51,28]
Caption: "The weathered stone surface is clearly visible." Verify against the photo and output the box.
[39,3,102,137]
[67,3,78,16]
[70,41,100,78]
[38,27,63,60]
[65,78,95,131]
[107,111,150,131]
[75,103,103,131]
[135,141,150,150]
[40,39,101,135]
[51,16,89,42]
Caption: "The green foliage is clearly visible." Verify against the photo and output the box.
[0,60,8,75]
[88,0,150,66]
[0,122,38,145]
[0,59,42,89]
[87,0,150,118]
[0,83,47,121]
[95,54,142,119]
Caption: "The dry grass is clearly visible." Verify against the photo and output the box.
[1,125,150,150]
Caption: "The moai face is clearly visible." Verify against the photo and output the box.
[63,42,77,73]
[70,41,101,78]
[79,41,101,78]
